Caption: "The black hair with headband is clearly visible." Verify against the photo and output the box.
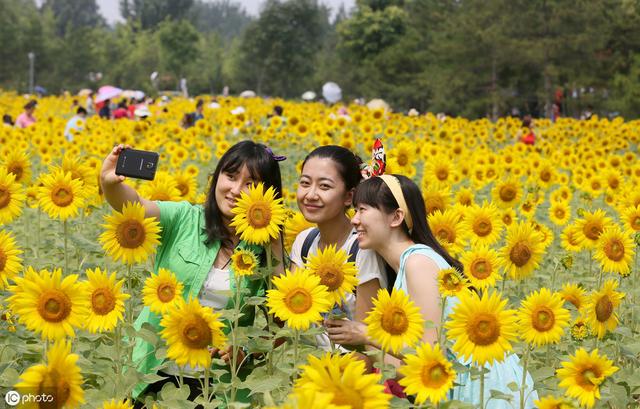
[353,174,463,273]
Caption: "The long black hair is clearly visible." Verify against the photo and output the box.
[204,140,283,247]
[353,175,464,273]
[301,145,363,191]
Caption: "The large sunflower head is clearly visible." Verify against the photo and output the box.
[517,288,570,346]
[462,203,502,246]
[160,297,227,369]
[593,225,634,276]
[230,182,286,245]
[460,245,501,290]
[575,209,613,249]
[559,283,587,311]
[549,202,571,226]
[82,268,130,333]
[294,352,391,409]
[499,221,544,280]
[584,279,625,339]
[0,167,25,225]
[14,339,85,408]
[621,205,640,234]
[2,149,32,185]
[230,248,259,277]
[7,267,87,340]
[398,343,456,405]
[142,268,185,314]
[266,269,332,330]
[445,290,518,366]
[363,287,425,354]
[304,244,358,305]
[491,178,522,208]
[37,169,86,220]
[0,229,23,289]
[557,348,619,408]
[99,201,161,265]
[438,267,469,296]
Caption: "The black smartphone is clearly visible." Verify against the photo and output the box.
[115,148,159,181]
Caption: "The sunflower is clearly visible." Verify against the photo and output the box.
[519,198,538,220]
[0,230,22,289]
[294,352,391,409]
[0,168,25,225]
[438,267,469,297]
[99,201,161,265]
[266,390,349,409]
[428,209,467,256]
[491,178,522,208]
[82,268,130,333]
[517,288,570,346]
[460,245,501,290]
[557,348,618,408]
[500,208,516,227]
[531,221,554,250]
[455,187,475,207]
[229,248,259,277]
[2,149,32,184]
[38,169,89,220]
[398,343,456,404]
[559,283,587,311]
[101,400,134,409]
[621,205,640,234]
[304,244,358,305]
[549,202,571,226]
[15,340,84,408]
[160,297,226,368]
[284,210,315,252]
[570,316,589,341]
[462,203,502,246]
[139,171,182,201]
[142,268,185,314]
[593,225,634,276]
[534,395,578,409]
[445,290,518,366]
[364,287,425,353]
[421,185,450,215]
[584,279,624,339]
[230,182,286,246]
[266,269,332,330]
[8,267,87,340]
[575,209,613,249]
[173,170,198,203]
[561,224,583,253]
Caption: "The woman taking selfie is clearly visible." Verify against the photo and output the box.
[100,140,285,406]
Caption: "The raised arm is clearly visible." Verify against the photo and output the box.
[100,144,160,219]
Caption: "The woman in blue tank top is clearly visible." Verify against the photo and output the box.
[326,174,537,408]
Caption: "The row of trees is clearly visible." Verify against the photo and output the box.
[2,0,640,117]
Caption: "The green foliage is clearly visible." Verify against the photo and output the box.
[158,19,200,80]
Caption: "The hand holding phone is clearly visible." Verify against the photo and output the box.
[115,148,159,181]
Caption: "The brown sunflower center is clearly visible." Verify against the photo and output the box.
[470,259,492,279]
[608,177,619,189]
[177,183,189,196]
[285,288,313,314]
[51,186,74,207]
[316,266,344,292]
[421,362,449,388]
[459,196,472,206]
[397,153,409,166]
[442,272,462,291]
[603,239,625,262]
[577,367,601,390]
[564,294,581,309]
[467,312,500,346]
[234,254,255,271]
[425,197,445,215]
[39,368,71,408]
[510,241,532,267]
[554,208,566,219]
[436,168,448,181]
[583,221,603,241]
[157,283,176,303]
[631,216,640,230]
[499,185,516,202]
[436,226,455,244]
[91,287,116,315]
[473,219,492,237]
[595,295,613,322]
[37,290,72,323]
[116,220,146,249]
[0,249,6,272]
[180,315,212,349]
[540,170,551,182]
[380,306,409,335]
[502,214,513,225]
[7,164,24,181]
[247,202,272,228]
[0,187,11,208]
[531,306,556,332]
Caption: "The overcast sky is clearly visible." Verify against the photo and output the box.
[97,0,355,23]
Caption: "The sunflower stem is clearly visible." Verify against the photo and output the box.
[229,274,242,403]
[520,345,531,409]
[438,296,447,348]
[63,219,69,274]
[204,363,211,403]
[36,209,40,258]
[293,329,300,370]
[265,245,275,376]
[114,324,122,397]
[479,365,485,409]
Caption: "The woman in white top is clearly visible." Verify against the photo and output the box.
[289,145,389,350]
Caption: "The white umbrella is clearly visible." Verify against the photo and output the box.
[239,90,256,98]
[302,91,316,101]
[366,98,390,112]
[322,82,342,104]
[95,86,122,103]
[78,88,93,97]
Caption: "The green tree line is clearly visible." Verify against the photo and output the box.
[2,0,640,118]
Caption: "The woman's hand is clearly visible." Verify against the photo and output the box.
[325,318,369,346]
[100,144,130,188]
[209,345,246,366]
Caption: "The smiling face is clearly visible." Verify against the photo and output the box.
[297,157,353,224]
[351,203,394,250]
[215,164,257,220]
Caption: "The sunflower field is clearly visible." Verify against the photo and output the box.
[1,92,640,409]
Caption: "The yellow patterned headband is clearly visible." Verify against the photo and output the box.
[378,175,413,232]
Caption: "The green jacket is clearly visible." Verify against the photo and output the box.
[132,201,266,399]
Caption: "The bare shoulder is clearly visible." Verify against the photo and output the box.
[404,253,440,278]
